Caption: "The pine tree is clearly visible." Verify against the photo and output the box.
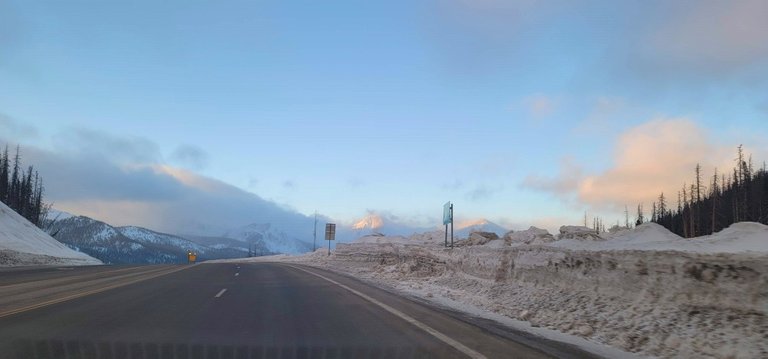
[0,146,8,202]
[624,205,630,228]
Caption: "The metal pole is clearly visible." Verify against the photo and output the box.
[444,224,448,247]
[450,204,454,248]
[328,237,331,256]
[313,211,317,251]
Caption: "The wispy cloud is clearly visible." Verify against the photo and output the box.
[521,158,583,195]
[636,0,768,77]
[0,113,38,139]
[170,144,208,170]
[53,127,161,164]
[465,184,503,201]
[523,94,557,120]
[282,180,296,189]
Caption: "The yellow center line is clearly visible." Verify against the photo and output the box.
[0,265,196,319]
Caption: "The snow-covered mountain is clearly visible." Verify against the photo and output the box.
[348,212,508,241]
[221,223,312,254]
[0,201,101,266]
[453,219,508,239]
[48,215,246,264]
[348,212,429,239]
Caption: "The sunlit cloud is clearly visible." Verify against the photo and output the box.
[524,118,766,212]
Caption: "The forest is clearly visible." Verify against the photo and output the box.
[650,146,767,237]
[0,145,48,227]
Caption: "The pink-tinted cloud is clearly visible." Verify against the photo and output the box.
[577,118,736,210]
[525,118,766,212]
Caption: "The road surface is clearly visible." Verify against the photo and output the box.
[0,263,597,359]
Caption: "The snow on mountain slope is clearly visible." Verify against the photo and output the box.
[0,201,101,266]
[48,215,246,264]
[347,212,430,239]
[223,223,312,254]
[454,219,508,238]
[117,226,209,254]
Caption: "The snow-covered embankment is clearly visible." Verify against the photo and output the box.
[254,223,768,358]
[0,201,102,267]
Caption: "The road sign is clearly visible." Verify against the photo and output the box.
[442,202,454,248]
[325,223,336,256]
[325,223,336,241]
[443,201,452,225]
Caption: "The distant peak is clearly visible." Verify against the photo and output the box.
[352,214,384,230]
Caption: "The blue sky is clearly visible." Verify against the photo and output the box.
[1,0,767,232]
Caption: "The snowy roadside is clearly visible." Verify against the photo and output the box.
[210,222,768,359]
[0,201,102,267]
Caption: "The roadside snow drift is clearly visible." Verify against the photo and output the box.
[221,222,768,359]
[0,201,102,266]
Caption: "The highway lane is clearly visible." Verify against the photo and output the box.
[0,263,594,359]
[0,265,143,287]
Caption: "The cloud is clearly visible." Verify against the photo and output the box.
[282,180,296,189]
[577,118,737,210]
[574,97,626,134]
[7,129,314,236]
[525,118,763,211]
[53,127,161,164]
[0,113,38,139]
[427,0,560,76]
[465,184,503,201]
[635,0,768,76]
[48,164,313,236]
[170,144,208,170]
[521,158,583,195]
[24,148,184,201]
[523,94,557,120]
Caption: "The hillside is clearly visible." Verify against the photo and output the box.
[48,216,247,264]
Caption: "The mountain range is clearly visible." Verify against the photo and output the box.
[46,209,505,264]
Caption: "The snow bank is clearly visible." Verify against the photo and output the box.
[0,202,101,266]
[550,222,768,254]
[243,222,768,358]
[504,226,555,245]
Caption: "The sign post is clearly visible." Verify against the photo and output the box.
[325,223,336,256]
[443,202,454,248]
[313,211,318,252]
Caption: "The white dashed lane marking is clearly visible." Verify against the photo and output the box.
[215,289,227,298]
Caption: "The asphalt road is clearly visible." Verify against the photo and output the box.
[0,263,596,359]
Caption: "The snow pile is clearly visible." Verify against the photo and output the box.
[0,202,102,266]
[239,222,768,358]
[557,225,604,241]
[504,227,556,245]
[550,222,768,254]
[457,231,499,246]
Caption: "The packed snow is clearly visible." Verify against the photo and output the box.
[0,201,102,266]
[213,221,768,359]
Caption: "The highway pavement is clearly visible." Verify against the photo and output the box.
[0,263,598,359]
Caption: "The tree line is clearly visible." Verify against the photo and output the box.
[0,145,49,227]
[649,146,767,237]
